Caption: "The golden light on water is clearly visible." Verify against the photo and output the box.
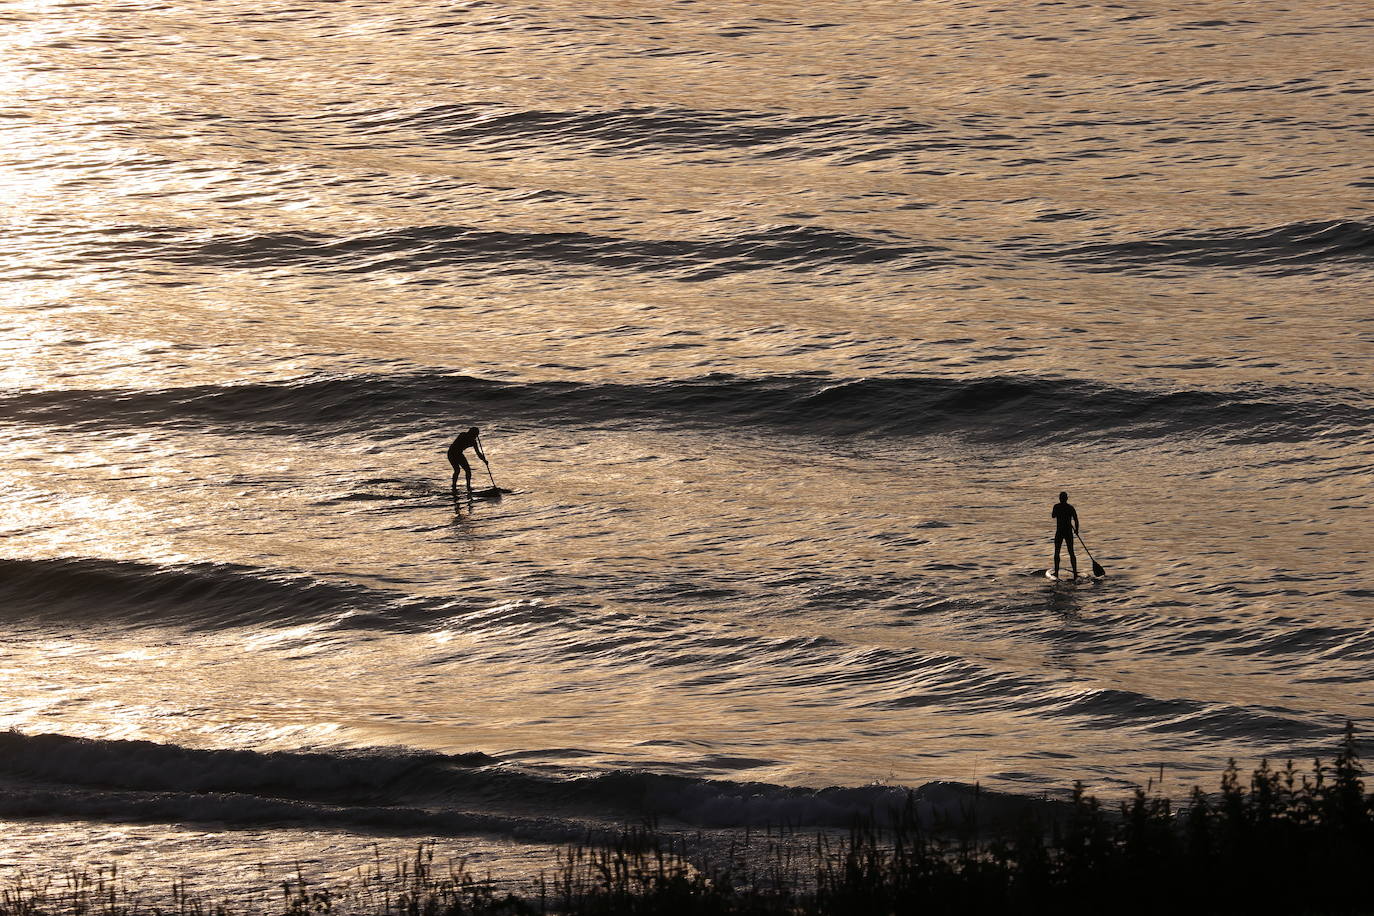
[0,0,1371,901]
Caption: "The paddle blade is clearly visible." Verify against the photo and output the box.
[1092,560,1106,577]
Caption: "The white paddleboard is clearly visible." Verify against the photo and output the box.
[1047,570,1099,583]
[1045,569,1091,581]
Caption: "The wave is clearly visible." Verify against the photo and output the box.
[1,371,1366,446]
[0,555,588,636]
[0,555,413,631]
[73,223,940,281]
[60,214,1374,283]
[346,103,934,159]
[0,731,489,796]
[0,731,1051,836]
[1044,218,1374,275]
[1032,688,1320,740]
[280,100,1010,170]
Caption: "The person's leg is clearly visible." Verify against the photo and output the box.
[1066,535,1078,577]
[1053,533,1064,575]
[459,455,473,493]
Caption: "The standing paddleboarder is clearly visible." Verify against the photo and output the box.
[447,426,488,498]
[1051,491,1080,579]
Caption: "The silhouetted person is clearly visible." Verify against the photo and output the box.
[1052,491,1079,578]
[447,426,487,498]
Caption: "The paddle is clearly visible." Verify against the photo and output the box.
[1075,531,1107,577]
[478,432,498,489]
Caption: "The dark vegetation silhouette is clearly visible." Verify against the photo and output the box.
[2,727,1368,915]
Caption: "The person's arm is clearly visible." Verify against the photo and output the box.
[1072,507,1080,533]
[474,440,488,464]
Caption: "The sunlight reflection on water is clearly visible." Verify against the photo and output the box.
[0,0,1371,896]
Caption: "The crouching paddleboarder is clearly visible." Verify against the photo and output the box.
[447,426,488,498]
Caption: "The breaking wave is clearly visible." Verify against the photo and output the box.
[0,731,1054,836]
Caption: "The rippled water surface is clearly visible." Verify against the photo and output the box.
[1,0,1372,894]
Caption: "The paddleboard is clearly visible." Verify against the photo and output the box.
[1045,569,1092,582]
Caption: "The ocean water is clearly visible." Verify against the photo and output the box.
[1,0,1372,896]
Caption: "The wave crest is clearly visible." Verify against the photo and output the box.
[1049,218,1374,274]
[0,731,1048,835]
[77,223,936,281]
[1,372,1363,445]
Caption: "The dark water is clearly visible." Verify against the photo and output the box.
[0,0,1371,895]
